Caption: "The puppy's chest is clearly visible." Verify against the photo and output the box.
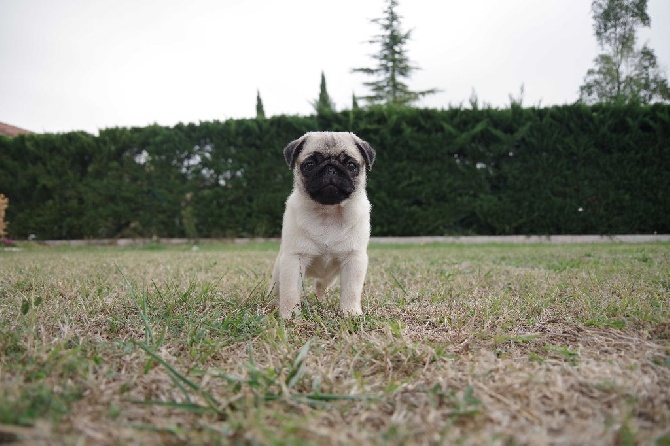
[299,210,350,242]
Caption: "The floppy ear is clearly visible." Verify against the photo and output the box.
[352,134,376,171]
[283,135,308,169]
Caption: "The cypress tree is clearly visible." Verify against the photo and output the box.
[312,71,335,115]
[256,90,266,119]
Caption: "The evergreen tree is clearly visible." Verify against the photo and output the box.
[312,71,335,114]
[256,90,266,119]
[580,0,669,104]
[352,93,359,110]
[352,0,438,106]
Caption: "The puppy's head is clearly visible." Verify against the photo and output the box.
[283,132,375,205]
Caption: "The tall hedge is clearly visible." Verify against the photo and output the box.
[1,104,668,239]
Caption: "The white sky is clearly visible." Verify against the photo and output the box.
[1,0,669,135]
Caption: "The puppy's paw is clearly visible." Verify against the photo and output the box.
[341,306,363,317]
[279,303,302,320]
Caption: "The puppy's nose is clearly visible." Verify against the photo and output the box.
[325,165,336,176]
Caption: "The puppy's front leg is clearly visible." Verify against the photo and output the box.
[279,254,303,319]
[339,252,367,316]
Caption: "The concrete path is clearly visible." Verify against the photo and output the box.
[370,234,670,244]
[29,234,670,246]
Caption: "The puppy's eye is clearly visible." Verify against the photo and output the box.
[302,160,316,171]
[347,161,358,173]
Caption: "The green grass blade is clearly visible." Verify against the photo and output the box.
[388,270,408,296]
[127,400,215,414]
[134,341,223,411]
[286,339,312,390]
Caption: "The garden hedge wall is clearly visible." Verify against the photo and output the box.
[1,103,668,239]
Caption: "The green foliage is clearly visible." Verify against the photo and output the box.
[580,0,670,104]
[0,104,669,239]
[351,0,438,106]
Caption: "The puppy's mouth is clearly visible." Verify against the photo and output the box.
[305,164,356,205]
[312,184,351,205]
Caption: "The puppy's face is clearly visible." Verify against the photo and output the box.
[284,132,375,205]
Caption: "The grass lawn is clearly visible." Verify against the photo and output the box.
[0,242,668,445]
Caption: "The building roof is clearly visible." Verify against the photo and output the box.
[0,122,33,137]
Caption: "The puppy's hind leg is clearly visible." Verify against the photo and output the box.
[315,275,337,300]
[269,255,280,296]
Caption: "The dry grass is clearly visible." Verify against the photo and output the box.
[0,242,668,445]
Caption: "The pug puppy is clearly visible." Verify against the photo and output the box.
[270,132,376,319]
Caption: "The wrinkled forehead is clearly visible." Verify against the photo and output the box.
[297,133,363,163]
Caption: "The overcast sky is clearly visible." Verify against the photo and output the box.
[1,0,669,135]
